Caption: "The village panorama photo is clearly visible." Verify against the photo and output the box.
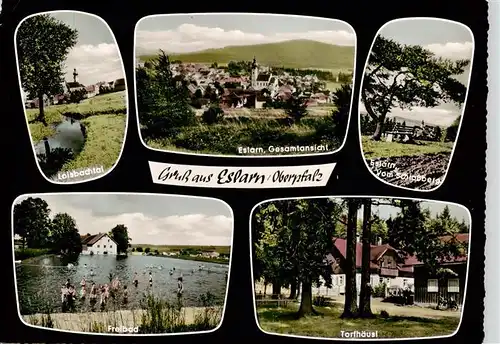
[134,13,356,157]
[12,193,233,335]
[359,18,474,191]
[251,196,470,340]
[15,11,128,184]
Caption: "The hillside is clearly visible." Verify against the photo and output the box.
[138,39,355,70]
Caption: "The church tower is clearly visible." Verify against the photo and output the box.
[251,57,258,88]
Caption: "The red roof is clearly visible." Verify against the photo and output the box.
[333,238,398,270]
[404,234,469,266]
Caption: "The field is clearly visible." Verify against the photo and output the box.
[131,245,231,255]
[361,136,454,159]
[257,301,460,339]
[143,114,341,156]
[362,136,454,190]
[139,39,355,70]
[26,91,127,176]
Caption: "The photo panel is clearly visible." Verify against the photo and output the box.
[250,196,471,340]
[12,193,233,335]
[358,18,474,191]
[134,13,356,158]
[15,11,128,184]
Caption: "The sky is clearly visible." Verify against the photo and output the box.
[135,14,356,54]
[14,194,233,246]
[349,199,470,226]
[360,18,473,127]
[26,12,124,86]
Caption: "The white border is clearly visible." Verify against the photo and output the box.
[249,195,472,341]
[485,2,500,343]
[357,17,475,192]
[14,10,130,185]
[11,192,235,337]
[133,13,357,159]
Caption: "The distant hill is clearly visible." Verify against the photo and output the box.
[138,39,355,70]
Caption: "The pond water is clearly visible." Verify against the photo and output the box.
[34,117,85,156]
[16,254,229,314]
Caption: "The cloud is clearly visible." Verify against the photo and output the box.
[424,41,473,60]
[14,196,233,246]
[64,43,124,85]
[136,23,355,53]
[359,102,461,127]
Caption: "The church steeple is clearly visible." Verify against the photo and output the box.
[251,57,258,88]
[251,56,257,69]
[73,68,78,83]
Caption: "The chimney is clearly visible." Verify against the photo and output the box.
[377,237,382,246]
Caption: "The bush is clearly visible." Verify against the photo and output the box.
[67,88,87,104]
[373,282,387,298]
[14,248,51,260]
[202,105,224,125]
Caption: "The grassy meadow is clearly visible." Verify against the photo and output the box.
[26,91,127,175]
[139,39,355,70]
[257,303,459,339]
[362,136,454,159]
[131,245,231,255]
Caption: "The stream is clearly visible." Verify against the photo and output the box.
[34,116,85,156]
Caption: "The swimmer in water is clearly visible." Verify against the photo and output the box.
[133,272,139,287]
[149,272,153,287]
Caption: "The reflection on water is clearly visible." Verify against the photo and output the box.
[34,117,85,155]
[17,255,229,314]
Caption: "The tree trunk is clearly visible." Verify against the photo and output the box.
[38,92,47,126]
[297,281,301,299]
[359,199,375,318]
[297,281,317,317]
[271,282,281,299]
[371,120,385,141]
[289,279,297,299]
[341,200,359,318]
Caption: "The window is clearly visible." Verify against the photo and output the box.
[104,245,106,248]
[110,245,112,248]
[403,279,407,286]
[379,277,384,284]
[427,279,438,293]
[97,245,100,248]
[338,275,345,286]
[448,278,460,293]
[108,239,110,243]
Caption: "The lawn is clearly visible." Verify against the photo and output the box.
[59,114,126,172]
[26,91,127,175]
[362,135,454,159]
[257,303,460,339]
[26,91,127,142]
[131,244,231,255]
[143,115,341,156]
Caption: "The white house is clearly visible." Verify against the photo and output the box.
[329,238,415,296]
[81,233,118,255]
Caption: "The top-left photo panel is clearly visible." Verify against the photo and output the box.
[15,11,128,184]
[134,13,356,158]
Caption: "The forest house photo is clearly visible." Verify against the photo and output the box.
[251,196,470,340]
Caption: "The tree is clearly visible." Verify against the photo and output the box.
[284,92,308,124]
[51,213,82,256]
[445,115,461,142]
[194,89,203,99]
[331,83,352,137]
[362,36,470,140]
[16,14,78,125]
[14,197,51,248]
[136,247,143,252]
[359,199,374,318]
[145,247,151,254]
[386,200,465,272]
[110,224,130,255]
[341,199,362,318]
[202,105,224,125]
[136,51,196,138]
[254,199,342,317]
